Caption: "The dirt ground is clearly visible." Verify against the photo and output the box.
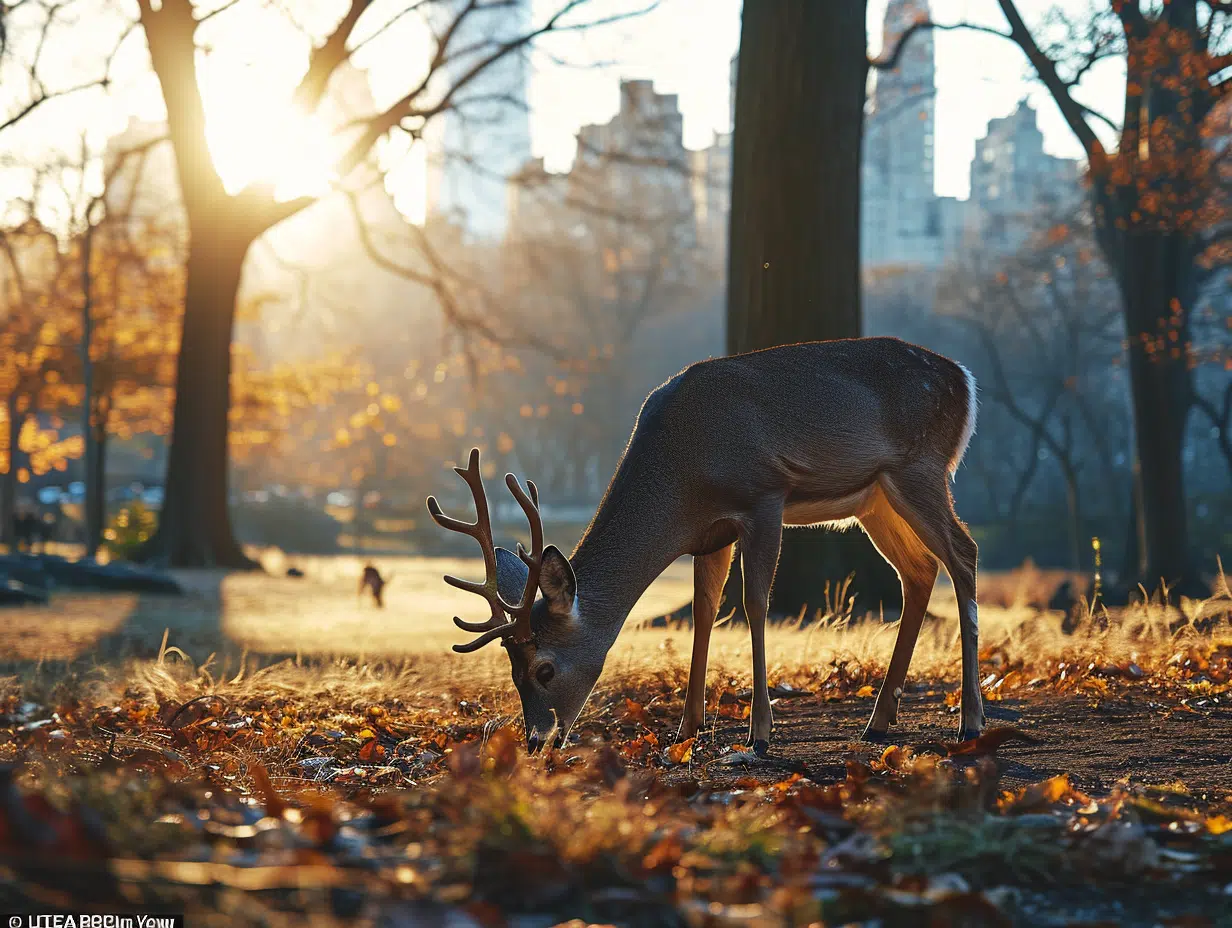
[3,557,1232,926]
[683,686,1232,797]
[4,556,1229,801]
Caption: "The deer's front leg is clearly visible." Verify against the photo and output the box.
[739,508,783,756]
[678,543,736,741]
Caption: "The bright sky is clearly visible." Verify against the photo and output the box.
[0,0,1125,223]
[518,0,1124,200]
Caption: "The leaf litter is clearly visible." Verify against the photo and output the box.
[1,625,1231,925]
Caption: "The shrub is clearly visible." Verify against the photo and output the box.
[231,498,343,554]
[104,502,159,560]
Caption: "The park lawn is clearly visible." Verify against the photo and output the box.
[0,558,1231,926]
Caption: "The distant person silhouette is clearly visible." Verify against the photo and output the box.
[359,565,391,608]
[13,511,37,552]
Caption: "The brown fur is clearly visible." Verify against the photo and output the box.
[438,337,983,750]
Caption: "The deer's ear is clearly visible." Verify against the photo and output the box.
[494,547,529,605]
[538,545,576,613]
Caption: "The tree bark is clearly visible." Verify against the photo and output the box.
[85,393,110,560]
[724,0,901,618]
[1,395,18,550]
[1114,230,1197,593]
[81,216,102,559]
[138,229,255,568]
[995,0,1212,598]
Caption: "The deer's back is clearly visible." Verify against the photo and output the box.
[633,337,971,503]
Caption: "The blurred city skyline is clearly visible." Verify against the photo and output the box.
[0,0,1125,228]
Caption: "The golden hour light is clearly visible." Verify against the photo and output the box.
[1,0,1229,923]
[204,82,342,200]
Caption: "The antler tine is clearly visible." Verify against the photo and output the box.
[451,625,516,653]
[427,448,515,644]
[516,542,535,569]
[454,615,505,634]
[502,473,546,642]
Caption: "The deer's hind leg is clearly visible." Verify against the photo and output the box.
[880,467,984,741]
[856,489,939,741]
[739,503,784,755]
[678,542,736,742]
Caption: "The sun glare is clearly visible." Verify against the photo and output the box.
[204,74,342,202]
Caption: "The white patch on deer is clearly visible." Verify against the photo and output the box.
[950,364,979,479]
[783,485,875,530]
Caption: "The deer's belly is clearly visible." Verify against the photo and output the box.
[783,485,876,529]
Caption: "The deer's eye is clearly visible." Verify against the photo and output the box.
[535,663,556,687]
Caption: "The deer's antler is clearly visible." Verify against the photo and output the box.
[426,448,544,652]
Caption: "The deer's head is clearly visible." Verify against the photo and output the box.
[427,449,603,752]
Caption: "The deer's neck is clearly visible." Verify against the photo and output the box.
[569,461,686,645]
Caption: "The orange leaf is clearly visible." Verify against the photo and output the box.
[667,737,695,765]
[358,739,385,763]
[999,774,1072,813]
[879,745,914,771]
[948,726,1036,756]
[1206,815,1232,835]
[855,685,875,698]
[621,699,650,724]
[250,762,286,818]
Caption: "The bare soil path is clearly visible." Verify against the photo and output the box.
[687,687,1232,797]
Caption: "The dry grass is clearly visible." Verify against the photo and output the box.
[4,555,1226,736]
[3,556,1232,925]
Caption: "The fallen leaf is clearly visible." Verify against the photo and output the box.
[667,737,695,765]
[947,726,1037,756]
[249,762,286,818]
[621,699,650,724]
[855,685,875,698]
[1205,814,1232,835]
[999,774,1074,813]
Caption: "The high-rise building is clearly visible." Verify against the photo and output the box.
[691,131,730,258]
[722,0,1077,271]
[861,0,962,268]
[573,80,694,241]
[426,0,533,242]
[967,98,1082,251]
[509,80,696,250]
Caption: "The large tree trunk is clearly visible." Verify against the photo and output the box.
[139,230,255,568]
[1114,229,1198,594]
[724,0,901,619]
[1,395,18,550]
[84,395,109,560]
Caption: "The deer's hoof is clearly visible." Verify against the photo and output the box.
[861,727,890,743]
[955,727,984,743]
[751,739,770,757]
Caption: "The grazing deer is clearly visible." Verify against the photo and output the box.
[428,337,983,754]
[359,564,390,608]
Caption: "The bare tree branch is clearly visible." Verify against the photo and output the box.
[292,0,377,113]
[195,0,244,23]
[1192,380,1232,473]
[996,0,1107,166]
[868,18,1011,71]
